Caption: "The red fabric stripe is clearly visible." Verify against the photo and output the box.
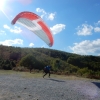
[38,21,53,47]
[11,11,39,24]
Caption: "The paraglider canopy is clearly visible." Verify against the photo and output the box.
[11,11,54,47]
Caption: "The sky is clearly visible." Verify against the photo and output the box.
[0,0,100,56]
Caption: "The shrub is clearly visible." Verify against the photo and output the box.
[77,67,89,76]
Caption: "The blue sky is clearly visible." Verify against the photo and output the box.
[0,0,100,56]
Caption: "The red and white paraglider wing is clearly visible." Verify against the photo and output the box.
[11,11,54,47]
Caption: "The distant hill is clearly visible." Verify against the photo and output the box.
[0,45,100,79]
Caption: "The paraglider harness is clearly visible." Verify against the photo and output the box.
[44,66,51,73]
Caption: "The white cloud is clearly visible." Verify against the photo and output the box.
[3,25,10,29]
[0,39,23,46]
[10,26,22,33]
[29,43,34,47]
[0,30,6,35]
[36,8,56,21]
[98,54,100,56]
[50,24,66,35]
[3,24,22,34]
[47,13,55,20]
[76,24,93,36]
[41,45,45,48]
[18,0,33,5]
[93,20,100,33]
[95,20,100,26]
[9,0,33,5]
[69,39,100,55]
[36,8,46,14]
[94,27,100,32]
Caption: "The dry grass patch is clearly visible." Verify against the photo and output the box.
[0,70,97,81]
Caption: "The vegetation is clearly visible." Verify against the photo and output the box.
[0,45,100,79]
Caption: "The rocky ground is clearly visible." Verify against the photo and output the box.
[0,71,100,100]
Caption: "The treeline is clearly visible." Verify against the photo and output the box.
[0,45,100,79]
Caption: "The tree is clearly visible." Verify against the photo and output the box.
[19,54,43,73]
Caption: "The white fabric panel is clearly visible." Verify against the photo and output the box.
[17,18,50,46]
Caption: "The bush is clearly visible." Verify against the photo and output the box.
[77,67,89,76]
[19,54,44,70]
[87,70,100,79]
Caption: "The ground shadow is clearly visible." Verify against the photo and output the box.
[46,78,65,82]
[92,82,100,88]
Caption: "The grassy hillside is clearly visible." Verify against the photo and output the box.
[0,45,100,79]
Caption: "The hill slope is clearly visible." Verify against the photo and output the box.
[0,45,100,79]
